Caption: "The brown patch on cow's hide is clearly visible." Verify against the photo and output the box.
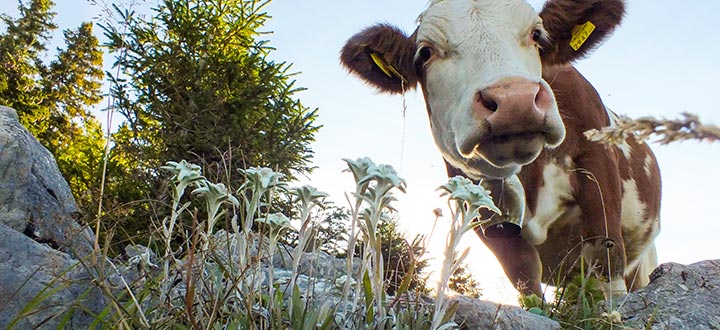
[618,137,662,223]
[542,65,609,145]
[539,0,625,65]
[517,154,546,215]
[340,24,419,94]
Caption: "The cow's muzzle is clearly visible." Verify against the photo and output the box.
[460,77,557,167]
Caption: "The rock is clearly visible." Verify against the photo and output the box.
[453,259,720,329]
[0,106,94,257]
[618,260,720,330]
[452,295,561,330]
[207,229,354,281]
[0,106,104,329]
[208,230,351,303]
[0,223,105,329]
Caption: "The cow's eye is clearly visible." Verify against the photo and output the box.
[531,29,542,43]
[416,43,435,65]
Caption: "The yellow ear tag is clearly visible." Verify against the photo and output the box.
[370,52,394,78]
[370,52,408,85]
[570,21,596,51]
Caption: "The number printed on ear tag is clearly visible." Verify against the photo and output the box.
[570,21,596,51]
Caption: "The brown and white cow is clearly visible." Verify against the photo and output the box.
[340,0,661,297]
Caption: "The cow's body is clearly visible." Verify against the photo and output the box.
[341,0,661,297]
[449,65,661,295]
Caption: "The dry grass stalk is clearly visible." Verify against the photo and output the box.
[585,112,720,145]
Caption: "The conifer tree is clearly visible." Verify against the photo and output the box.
[449,263,483,299]
[0,0,106,213]
[101,0,320,243]
[104,0,319,182]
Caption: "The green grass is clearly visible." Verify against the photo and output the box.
[519,257,629,330]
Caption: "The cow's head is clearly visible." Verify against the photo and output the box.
[341,0,624,179]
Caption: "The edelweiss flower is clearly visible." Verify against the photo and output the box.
[290,185,328,209]
[239,167,287,192]
[255,213,293,234]
[192,181,239,207]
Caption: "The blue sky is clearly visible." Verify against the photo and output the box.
[35,0,720,303]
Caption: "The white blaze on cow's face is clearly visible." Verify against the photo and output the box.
[416,0,566,179]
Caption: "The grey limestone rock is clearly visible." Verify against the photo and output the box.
[0,106,104,329]
[452,295,561,330]
[618,260,720,330]
[0,105,94,257]
[0,223,105,329]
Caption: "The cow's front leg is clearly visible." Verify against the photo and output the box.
[575,152,627,298]
[474,228,543,297]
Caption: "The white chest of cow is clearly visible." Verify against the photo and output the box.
[522,159,579,246]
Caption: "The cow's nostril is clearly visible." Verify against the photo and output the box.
[534,83,551,111]
[478,91,498,111]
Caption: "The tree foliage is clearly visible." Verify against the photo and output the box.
[1,0,321,251]
[356,216,430,295]
[0,0,106,213]
[98,0,320,244]
[314,205,351,256]
[379,219,429,295]
[103,0,319,181]
[278,204,351,256]
[448,263,483,299]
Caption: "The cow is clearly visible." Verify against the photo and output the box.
[340,0,661,298]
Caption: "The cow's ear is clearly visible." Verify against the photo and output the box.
[341,24,419,94]
[539,0,625,65]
